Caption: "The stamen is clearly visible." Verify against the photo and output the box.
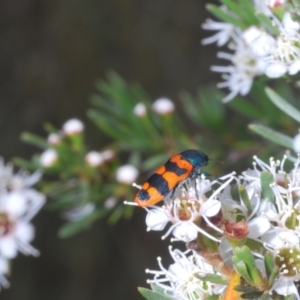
[132,183,142,189]
[123,201,138,206]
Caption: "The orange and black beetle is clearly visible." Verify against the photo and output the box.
[134,149,209,207]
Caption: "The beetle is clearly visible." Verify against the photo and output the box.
[134,149,209,207]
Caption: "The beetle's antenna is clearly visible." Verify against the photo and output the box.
[209,158,223,164]
[124,201,138,206]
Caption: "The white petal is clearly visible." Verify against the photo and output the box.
[15,222,34,243]
[146,208,169,231]
[0,237,17,259]
[172,223,198,242]
[274,277,298,297]
[247,216,270,238]
[264,63,287,78]
[244,28,275,57]
[261,230,284,248]
[4,192,27,217]
[168,259,189,279]
[289,60,300,76]
[278,230,299,245]
[201,199,221,217]
[283,12,300,34]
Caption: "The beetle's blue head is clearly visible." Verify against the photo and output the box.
[180,149,209,170]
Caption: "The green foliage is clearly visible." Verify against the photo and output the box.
[206,0,259,30]
[232,246,265,288]
[248,124,294,149]
[138,287,173,300]
[88,71,185,154]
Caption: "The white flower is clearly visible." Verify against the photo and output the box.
[211,41,266,102]
[133,103,147,117]
[262,231,300,299]
[85,151,104,167]
[0,191,44,258]
[40,149,58,167]
[116,165,139,184]
[144,174,235,243]
[243,26,276,57]
[0,161,45,259]
[245,12,300,78]
[0,162,45,256]
[62,118,84,135]
[146,247,219,300]
[202,19,235,46]
[152,98,175,115]
[0,159,41,192]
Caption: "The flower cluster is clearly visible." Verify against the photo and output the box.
[39,118,118,224]
[203,0,300,101]
[136,154,300,299]
[0,160,45,289]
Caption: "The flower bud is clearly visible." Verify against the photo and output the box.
[40,149,58,167]
[47,133,61,145]
[116,165,139,184]
[223,220,249,247]
[152,98,175,115]
[85,151,104,167]
[102,149,115,161]
[104,197,117,209]
[133,103,147,117]
[62,119,84,135]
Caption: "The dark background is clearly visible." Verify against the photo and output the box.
[1,0,219,299]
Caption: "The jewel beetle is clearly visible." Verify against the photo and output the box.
[134,149,209,207]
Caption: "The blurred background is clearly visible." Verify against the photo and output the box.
[0,0,224,299]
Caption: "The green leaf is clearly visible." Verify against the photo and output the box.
[232,260,254,286]
[264,251,274,279]
[180,87,226,133]
[256,13,280,36]
[20,132,49,149]
[248,124,293,149]
[138,287,173,300]
[141,153,170,170]
[58,209,108,238]
[265,87,300,123]
[234,285,258,293]
[150,284,169,295]
[199,274,228,285]
[233,247,264,287]
[238,184,252,213]
[206,4,245,29]
[268,265,279,288]
[240,291,264,299]
[291,0,300,11]
[228,98,265,120]
[204,295,219,300]
[282,295,297,300]
[221,0,258,26]
[13,157,40,171]
[257,293,273,300]
[260,171,275,203]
